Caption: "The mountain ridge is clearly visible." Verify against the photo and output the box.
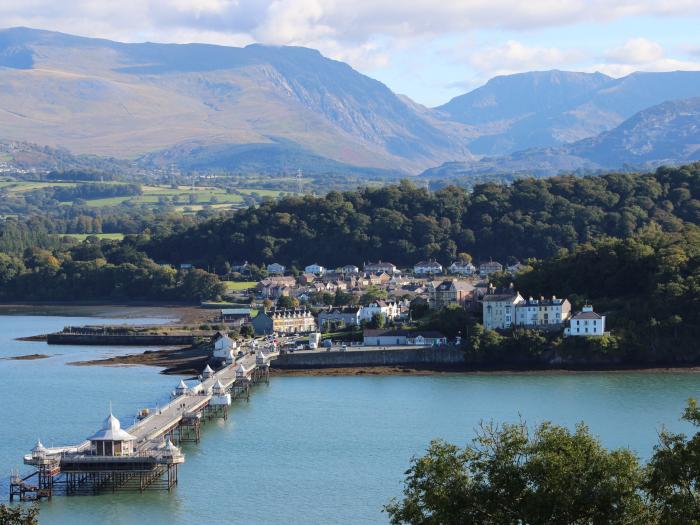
[2,27,700,176]
[422,96,700,178]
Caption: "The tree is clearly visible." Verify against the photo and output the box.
[333,288,352,306]
[646,398,700,522]
[180,269,225,302]
[369,312,386,329]
[277,295,299,309]
[0,504,39,525]
[240,324,254,338]
[386,419,648,525]
[361,286,388,305]
[457,252,472,264]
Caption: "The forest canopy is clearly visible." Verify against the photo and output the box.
[144,163,700,270]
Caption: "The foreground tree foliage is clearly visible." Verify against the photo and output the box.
[387,402,700,525]
[386,422,647,524]
[0,504,39,525]
[646,399,700,522]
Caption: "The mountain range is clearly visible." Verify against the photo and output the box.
[423,97,700,178]
[1,27,700,177]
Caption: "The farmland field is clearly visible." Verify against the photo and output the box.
[223,281,257,291]
[57,233,125,241]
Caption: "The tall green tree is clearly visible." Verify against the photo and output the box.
[646,399,700,523]
[386,420,648,524]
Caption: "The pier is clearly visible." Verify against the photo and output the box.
[10,341,278,501]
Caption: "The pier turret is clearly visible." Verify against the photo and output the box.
[88,411,136,457]
[210,379,232,406]
[31,440,47,461]
[235,363,250,380]
[255,350,268,366]
[160,438,184,464]
[174,380,188,396]
[202,364,215,379]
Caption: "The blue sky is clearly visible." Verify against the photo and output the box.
[1,1,699,106]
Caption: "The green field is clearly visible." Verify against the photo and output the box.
[78,184,245,208]
[238,188,286,197]
[223,281,257,291]
[3,181,79,192]
[1,179,287,212]
[58,233,125,241]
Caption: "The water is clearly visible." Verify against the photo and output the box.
[1,314,700,524]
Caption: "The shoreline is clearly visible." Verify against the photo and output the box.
[6,304,700,377]
[66,345,700,377]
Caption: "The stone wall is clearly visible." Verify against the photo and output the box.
[272,346,466,369]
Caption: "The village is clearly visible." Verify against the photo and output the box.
[210,258,607,351]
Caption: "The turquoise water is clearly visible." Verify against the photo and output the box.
[1,315,700,524]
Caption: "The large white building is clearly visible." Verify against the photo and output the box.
[565,305,606,336]
[515,296,571,327]
[482,289,525,330]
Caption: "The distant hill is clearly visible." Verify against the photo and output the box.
[139,138,405,177]
[0,27,470,174]
[437,70,700,156]
[423,97,700,178]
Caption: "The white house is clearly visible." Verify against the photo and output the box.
[212,332,236,359]
[364,261,398,275]
[359,301,400,322]
[565,305,606,336]
[304,263,326,275]
[448,261,476,275]
[479,261,503,277]
[414,260,443,275]
[482,288,525,330]
[339,264,360,274]
[267,263,286,274]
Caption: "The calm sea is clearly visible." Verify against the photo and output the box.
[1,314,698,524]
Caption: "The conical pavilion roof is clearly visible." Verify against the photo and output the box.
[88,411,136,442]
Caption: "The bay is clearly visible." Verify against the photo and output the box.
[1,314,699,524]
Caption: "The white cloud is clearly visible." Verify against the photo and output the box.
[457,40,584,83]
[3,1,700,49]
[604,37,664,64]
[596,38,700,77]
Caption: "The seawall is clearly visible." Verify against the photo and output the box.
[46,333,196,346]
[272,346,466,370]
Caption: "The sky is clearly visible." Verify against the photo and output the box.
[1,0,700,106]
